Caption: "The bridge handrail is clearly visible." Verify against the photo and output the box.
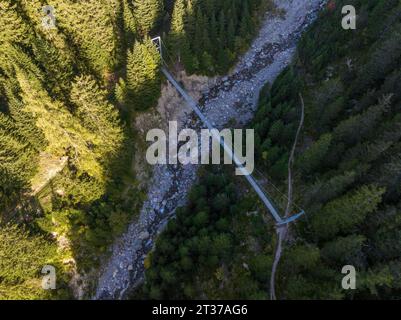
[161,67,307,225]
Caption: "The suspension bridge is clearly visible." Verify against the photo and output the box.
[152,37,305,226]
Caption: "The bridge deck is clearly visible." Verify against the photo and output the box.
[161,67,304,225]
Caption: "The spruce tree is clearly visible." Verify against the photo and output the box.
[0,112,37,183]
[0,1,31,46]
[32,37,75,98]
[169,0,190,65]
[321,235,367,267]
[311,185,386,240]
[2,80,46,151]
[333,94,392,146]
[298,133,333,175]
[0,224,57,299]
[70,74,124,160]
[0,166,28,213]
[126,40,161,111]
[132,0,164,36]
[55,0,119,78]
[122,0,137,36]
[16,68,103,179]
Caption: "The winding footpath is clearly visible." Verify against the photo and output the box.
[94,0,326,300]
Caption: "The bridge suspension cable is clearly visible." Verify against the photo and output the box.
[152,37,305,226]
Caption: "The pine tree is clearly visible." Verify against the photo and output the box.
[303,171,357,207]
[283,245,321,274]
[0,1,31,46]
[239,1,252,46]
[216,11,230,73]
[333,94,392,146]
[2,80,46,151]
[16,68,103,179]
[0,224,57,299]
[359,265,393,297]
[32,37,75,98]
[122,0,137,36]
[209,12,218,52]
[193,7,205,60]
[2,44,44,83]
[321,235,366,267]
[311,185,386,240]
[126,40,161,111]
[55,0,119,78]
[298,133,333,175]
[70,74,124,160]
[14,0,43,30]
[132,0,164,36]
[0,112,37,182]
[169,0,190,65]
[184,0,196,41]
[0,166,28,213]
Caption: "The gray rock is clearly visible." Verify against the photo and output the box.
[138,231,150,240]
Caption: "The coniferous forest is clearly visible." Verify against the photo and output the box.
[1,0,401,302]
[0,0,267,299]
[143,0,401,300]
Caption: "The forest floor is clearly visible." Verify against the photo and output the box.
[94,0,326,300]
